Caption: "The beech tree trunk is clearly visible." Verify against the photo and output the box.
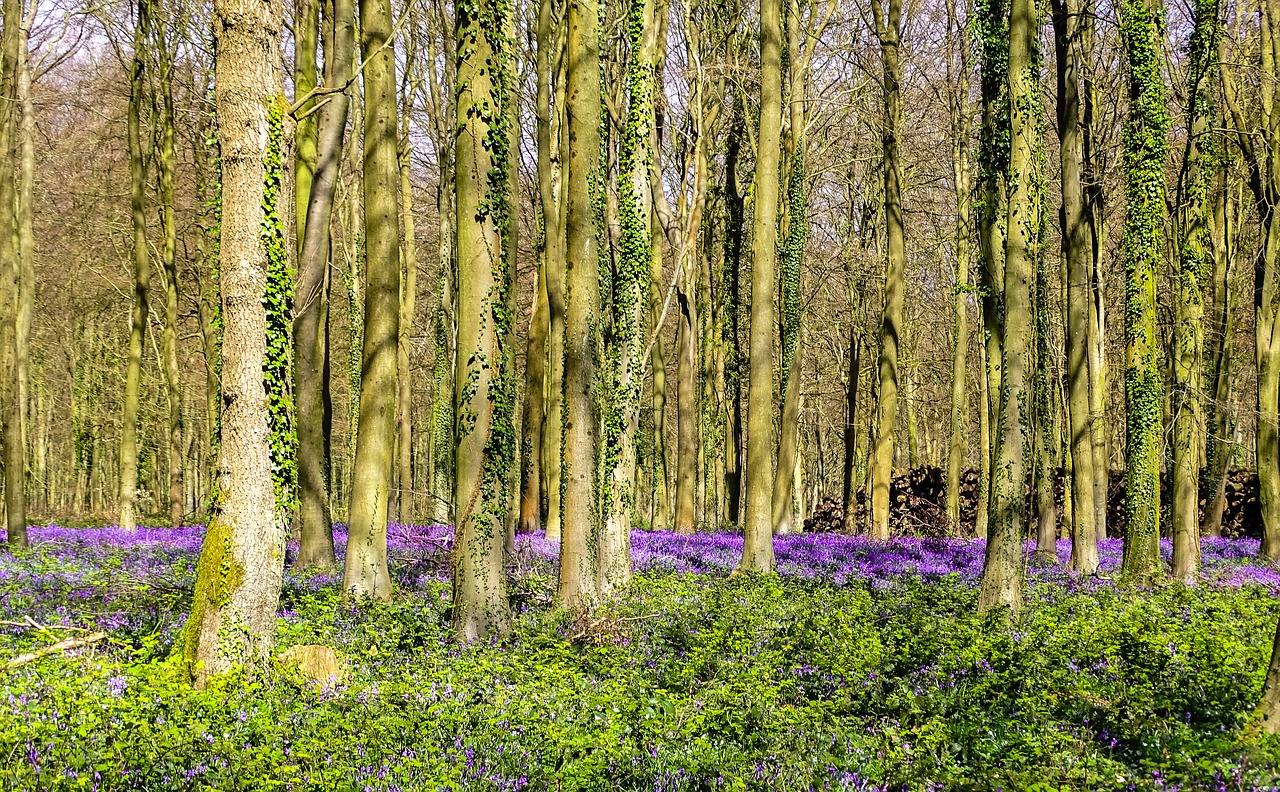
[559,0,604,604]
[1053,0,1098,573]
[1117,0,1168,583]
[182,0,286,687]
[868,0,905,542]
[343,0,401,601]
[294,0,353,568]
[739,0,782,571]
[978,0,1033,614]
[451,0,514,640]
[119,0,152,533]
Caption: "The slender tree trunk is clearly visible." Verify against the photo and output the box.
[519,259,548,536]
[842,329,861,533]
[600,0,659,581]
[156,29,183,528]
[675,259,698,535]
[1053,0,1098,573]
[182,0,286,687]
[868,0,905,541]
[944,0,971,533]
[1033,240,1059,562]
[294,0,352,567]
[977,0,1034,614]
[343,0,401,601]
[119,0,152,533]
[1117,0,1168,583]
[772,0,809,536]
[451,0,514,640]
[559,0,603,603]
[1203,173,1236,537]
[0,0,20,548]
[1171,0,1219,582]
[1082,2,1109,539]
[394,85,418,525]
[721,96,745,527]
[536,0,566,541]
[294,0,318,246]
[739,0,782,571]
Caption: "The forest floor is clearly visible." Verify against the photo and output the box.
[2,525,1280,790]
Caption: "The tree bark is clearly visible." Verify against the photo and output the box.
[294,0,353,568]
[944,0,971,533]
[1117,0,1168,583]
[868,0,905,541]
[559,0,604,604]
[343,0,401,601]
[1171,0,1219,582]
[182,0,286,686]
[451,0,514,640]
[977,0,1033,614]
[1053,0,1098,573]
[118,0,152,533]
[739,0,782,571]
[156,24,183,528]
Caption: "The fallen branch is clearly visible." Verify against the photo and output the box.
[5,632,107,670]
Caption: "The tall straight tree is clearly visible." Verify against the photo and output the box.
[118,0,152,533]
[394,62,420,524]
[944,0,971,532]
[343,0,401,600]
[452,0,515,640]
[534,0,566,542]
[294,0,354,569]
[738,0,782,571]
[601,0,659,582]
[559,0,603,603]
[156,16,183,528]
[977,0,1035,613]
[1117,0,1168,582]
[1052,0,1098,573]
[1221,0,1280,561]
[975,0,1009,546]
[182,0,286,686]
[0,0,22,548]
[1243,0,1280,732]
[868,0,905,542]
[1171,0,1220,581]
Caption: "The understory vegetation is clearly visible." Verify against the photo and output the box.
[2,527,1279,791]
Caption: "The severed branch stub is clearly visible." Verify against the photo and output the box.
[4,632,107,670]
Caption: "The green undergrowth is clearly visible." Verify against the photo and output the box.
[2,569,1280,790]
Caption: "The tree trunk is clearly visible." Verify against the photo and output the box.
[600,0,659,585]
[293,0,351,567]
[519,260,548,536]
[977,0,1033,614]
[559,0,603,604]
[156,29,183,528]
[841,329,861,533]
[1053,0,1098,573]
[1117,0,1168,583]
[343,0,401,601]
[1203,173,1236,538]
[0,0,20,547]
[182,0,286,687]
[119,0,152,533]
[1171,0,1219,582]
[451,0,514,640]
[739,0,782,571]
[868,0,905,541]
[536,0,566,542]
[944,0,971,533]
[394,86,418,525]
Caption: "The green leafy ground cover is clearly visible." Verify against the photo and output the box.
[1,526,1278,791]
